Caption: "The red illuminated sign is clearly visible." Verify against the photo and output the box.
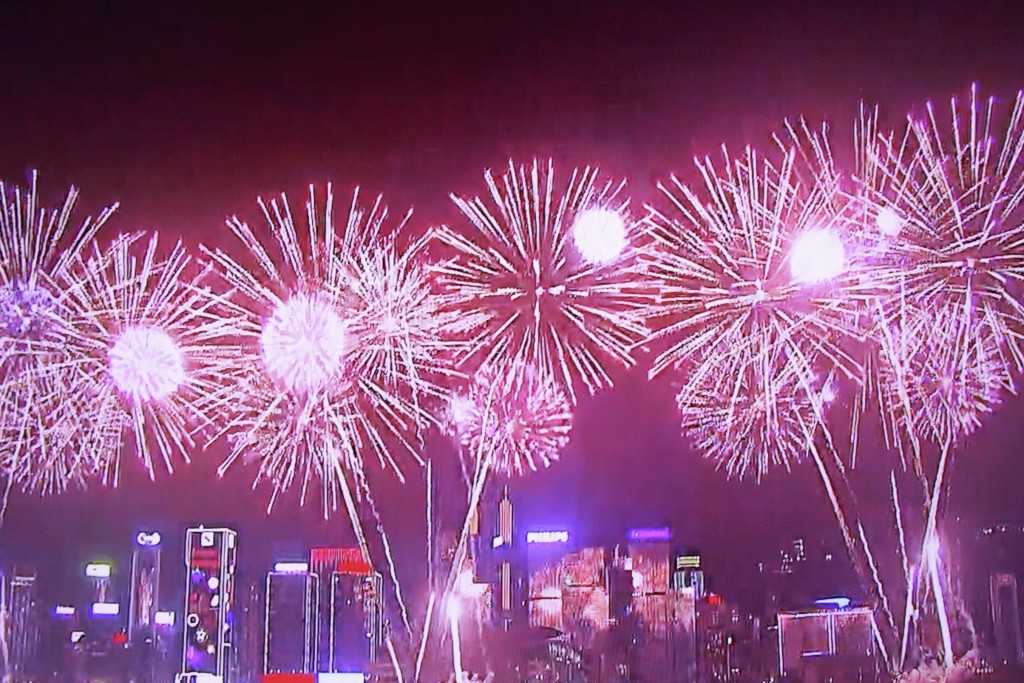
[311,546,371,575]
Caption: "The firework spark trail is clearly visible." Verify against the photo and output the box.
[355,465,413,638]
[434,159,653,403]
[385,634,406,683]
[916,439,956,669]
[414,591,436,683]
[0,477,11,528]
[426,459,434,589]
[890,471,917,669]
[45,232,237,489]
[0,173,117,490]
[925,522,955,668]
[890,470,911,590]
[801,421,899,651]
[858,521,898,656]
[449,602,465,682]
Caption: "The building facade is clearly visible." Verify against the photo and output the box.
[182,526,238,681]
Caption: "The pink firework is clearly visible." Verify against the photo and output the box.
[862,86,1024,447]
[644,144,864,477]
[205,185,452,513]
[47,233,236,487]
[0,173,118,493]
[449,360,572,478]
[433,159,653,402]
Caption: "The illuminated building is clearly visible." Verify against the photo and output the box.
[776,604,876,683]
[7,573,40,682]
[129,531,162,644]
[129,531,163,681]
[238,579,264,683]
[264,563,319,674]
[309,547,383,672]
[990,573,1023,664]
[182,526,238,681]
[526,530,572,631]
[310,547,374,673]
[85,560,113,602]
[483,486,530,626]
[627,527,671,596]
[496,486,514,620]
[672,553,705,600]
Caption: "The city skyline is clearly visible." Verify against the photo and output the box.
[3,2,1024,680]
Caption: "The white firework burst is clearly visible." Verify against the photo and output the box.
[206,184,451,513]
[0,172,118,492]
[863,86,1024,448]
[644,144,864,476]
[47,232,237,485]
[433,159,653,402]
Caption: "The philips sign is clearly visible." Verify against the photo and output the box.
[526,530,569,544]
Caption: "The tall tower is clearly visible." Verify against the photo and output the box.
[991,572,1024,664]
[263,563,319,674]
[317,547,382,673]
[497,486,514,614]
[130,531,163,682]
[129,531,162,644]
[182,526,238,681]
[7,573,39,682]
[238,579,264,683]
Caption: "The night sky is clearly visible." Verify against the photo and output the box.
[3,0,1024,610]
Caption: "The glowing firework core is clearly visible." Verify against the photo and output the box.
[108,325,186,403]
[572,208,627,265]
[260,292,348,394]
[875,206,902,237]
[790,229,845,284]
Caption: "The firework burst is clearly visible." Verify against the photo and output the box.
[449,361,572,478]
[678,341,826,479]
[644,144,866,477]
[40,232,237,487]
[433,159,652,402]
[862,86,1024,448]
[0,173,118,492]
[205,184,450,513]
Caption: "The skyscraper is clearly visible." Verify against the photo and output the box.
[315,547,383,673]
[129,531,162,644]
[182,526,238,682]
[7,573,39,682]
[130,531,163,681]
[494,486,517,623]
[310,546,382,673]
[991,572,1024,664]
[238,579,264,683]
[263,564,319,674]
